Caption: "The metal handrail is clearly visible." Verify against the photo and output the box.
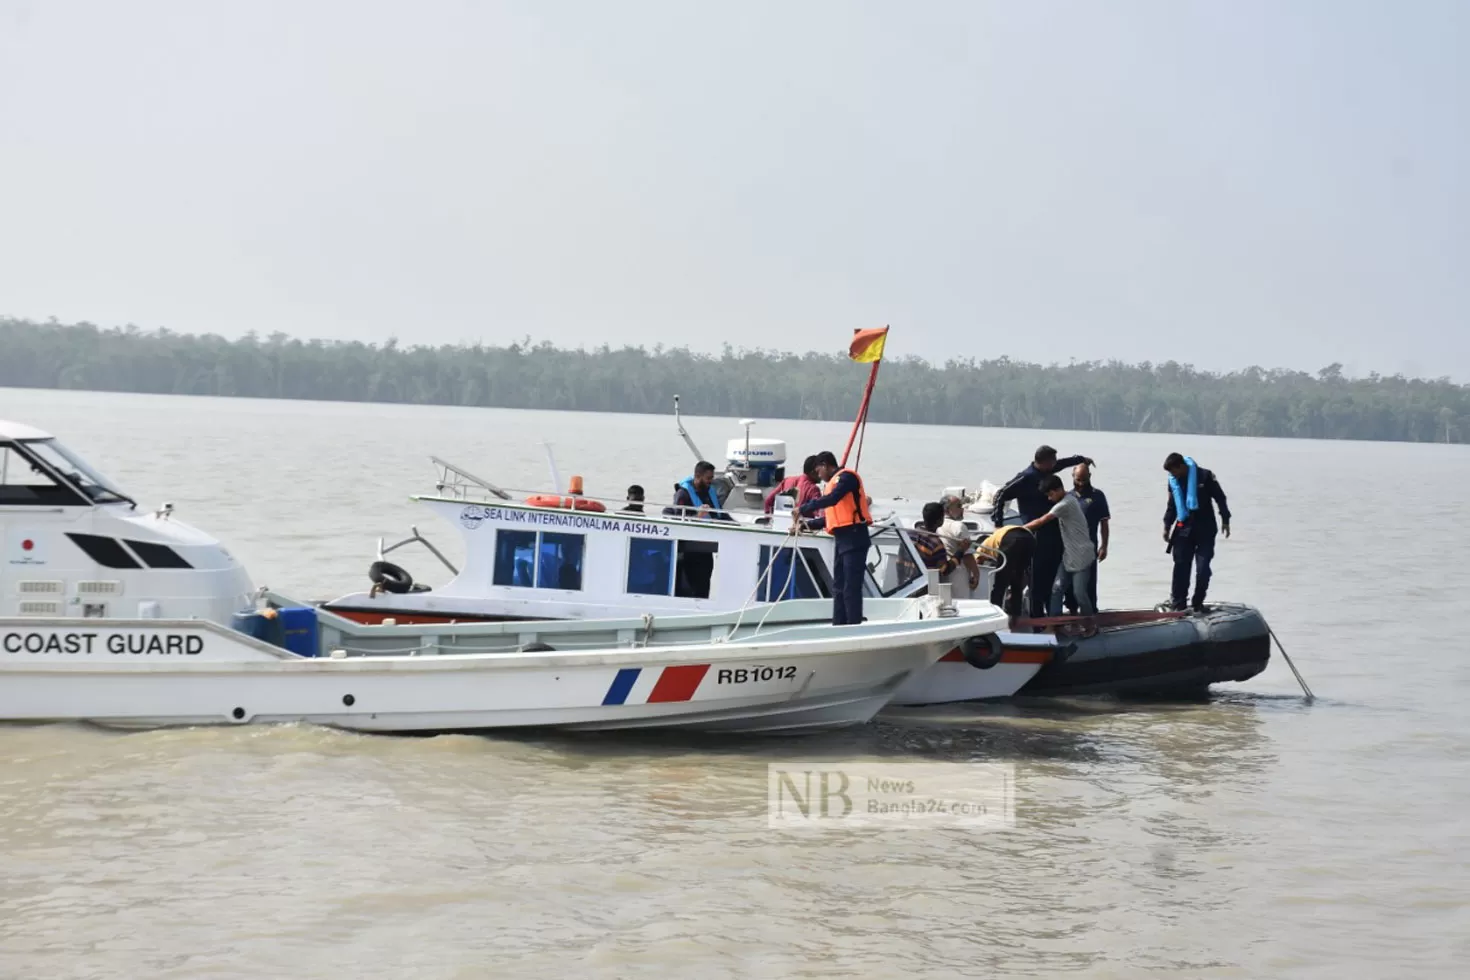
[377,525,459,575]
[430,456,511,501]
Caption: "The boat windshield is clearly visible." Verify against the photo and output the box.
[23,439,134,505]
[866,525,926,597]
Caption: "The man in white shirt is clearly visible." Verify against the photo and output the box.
[939,495,981,598]
[1022,474,1097,615]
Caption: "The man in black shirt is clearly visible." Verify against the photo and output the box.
[991,445,1094,617]
[619,485,645,514]
[1162,452,1232,611]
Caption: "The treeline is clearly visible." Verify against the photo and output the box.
[2,317,1467,443]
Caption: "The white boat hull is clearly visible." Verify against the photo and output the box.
[887,632,1058,705]
[0,613,978,734]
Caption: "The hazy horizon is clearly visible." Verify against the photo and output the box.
[8,313,1468,384]
[2,1,1466,380]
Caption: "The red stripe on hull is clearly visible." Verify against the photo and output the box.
[648,664,711,703]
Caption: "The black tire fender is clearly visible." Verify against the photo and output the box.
[369,560,414,595]
[962,633,1005,669]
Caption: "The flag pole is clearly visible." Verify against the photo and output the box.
[851,361,879,469]
[840,360,881,468]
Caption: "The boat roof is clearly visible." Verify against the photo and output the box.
[0,420,54,441]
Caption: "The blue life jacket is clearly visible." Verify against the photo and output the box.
[1169,457,1199,521]
[678,477,720,513]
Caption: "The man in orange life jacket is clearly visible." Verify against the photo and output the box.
[799,450,873,626]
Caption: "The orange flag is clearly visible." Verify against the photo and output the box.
[849,326,889,363]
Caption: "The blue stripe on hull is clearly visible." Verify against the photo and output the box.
[602,668,642,705]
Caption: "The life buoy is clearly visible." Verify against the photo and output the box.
[369,560,414,595]
[525,494,607,512]
[961,633,1005,669]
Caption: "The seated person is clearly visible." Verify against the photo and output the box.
[939,494,982,598]
[619,485,645,514]
[911,502,958,576]
[664,461,735,522]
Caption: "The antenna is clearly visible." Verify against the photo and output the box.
[673,394,705,461]
[542,441,562,493]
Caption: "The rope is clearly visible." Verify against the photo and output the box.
[751,526,806,638]
[723,520,806,641]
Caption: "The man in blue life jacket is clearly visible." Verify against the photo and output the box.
[799,450,873,626]
[1162,452,1231,611]
[665,461,733,599]
[991,445,1094,618]
[667,461,733,521]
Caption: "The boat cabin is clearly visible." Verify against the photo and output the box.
[0,420,255,622]
[325,460,937,624]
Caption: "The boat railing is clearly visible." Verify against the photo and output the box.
[430,456,513,502]
[433,478,797,529]
[378,525,459,576]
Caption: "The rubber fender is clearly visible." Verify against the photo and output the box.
[368,560,414,595]
[962,633,1005,669]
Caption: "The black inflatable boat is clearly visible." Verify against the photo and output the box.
[1008,603,1271,698]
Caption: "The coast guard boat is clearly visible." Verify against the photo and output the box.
[0,420,1003,732]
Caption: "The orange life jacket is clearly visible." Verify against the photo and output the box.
[823,468,872,532]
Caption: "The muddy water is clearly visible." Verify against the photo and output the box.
[1,388,1466,979]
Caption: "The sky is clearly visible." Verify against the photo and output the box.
[1,0,1466,379]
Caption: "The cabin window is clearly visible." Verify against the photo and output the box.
[757,546,832,601]
[493,530,585,591]
[537,533,584,591]
[626,537,675,596]
[674,540,719,600]
[0,445,87,507]
[493,530,537,587]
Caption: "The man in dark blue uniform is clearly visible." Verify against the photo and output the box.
[799,450,872,626]
[1163,452,1231,611]
[991,445,1094,618]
